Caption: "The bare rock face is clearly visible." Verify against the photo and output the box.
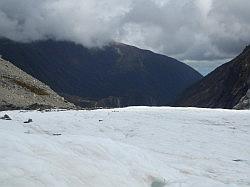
[0,58,75,111]
[234,90,250,109]
[234,76,250,109]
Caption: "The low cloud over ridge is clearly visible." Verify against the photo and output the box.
[0,0,250,61]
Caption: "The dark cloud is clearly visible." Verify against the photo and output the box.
[0,0,249,63]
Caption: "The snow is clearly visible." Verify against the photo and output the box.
[0,107,250,187]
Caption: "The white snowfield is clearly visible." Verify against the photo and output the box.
[0,107,250,187]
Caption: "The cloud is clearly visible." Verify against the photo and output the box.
[0,0,250,61]
[0,0,131,47]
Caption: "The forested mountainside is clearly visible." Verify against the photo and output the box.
[176,46,250,109]
[0,38,202,107]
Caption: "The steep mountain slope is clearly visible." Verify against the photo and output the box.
[176,46,250,109]
[0,38,202,107]
[0,58,74,110]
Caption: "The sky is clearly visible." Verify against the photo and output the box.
[0,0,250,74]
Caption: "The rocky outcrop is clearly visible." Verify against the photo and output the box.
[0,58,75,110]
[234,89,250,109]
[234,76,250,109]
[0,39,202,108]
[176,46,250,109]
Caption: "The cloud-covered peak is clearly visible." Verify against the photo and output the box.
[0,0,249,61]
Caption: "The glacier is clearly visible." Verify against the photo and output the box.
[0,107,249,187]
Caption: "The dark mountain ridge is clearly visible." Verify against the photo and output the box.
[176,45,250,109]
[0,38,202,107]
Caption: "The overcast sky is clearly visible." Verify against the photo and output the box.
[0,0,250,74]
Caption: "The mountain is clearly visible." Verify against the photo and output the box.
[0,57,75,111]
[0,38,202,108]
[176,46,250,109]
